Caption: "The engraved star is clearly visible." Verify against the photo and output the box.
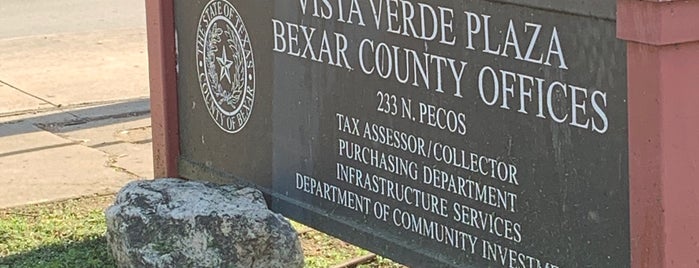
[217,47,234,84]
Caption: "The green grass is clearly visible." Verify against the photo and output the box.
[0,195,403,268]
[0,195,115,267]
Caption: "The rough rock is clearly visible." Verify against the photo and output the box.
[105,178,303,268]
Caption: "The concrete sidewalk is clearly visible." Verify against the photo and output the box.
[0,1,152,209]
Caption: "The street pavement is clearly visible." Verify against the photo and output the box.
[0,0,152,208]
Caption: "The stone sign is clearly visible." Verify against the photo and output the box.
[173,0,628,267]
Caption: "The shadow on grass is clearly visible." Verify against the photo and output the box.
[0,236,115,268]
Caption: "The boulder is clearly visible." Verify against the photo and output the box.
[105,178,303,268]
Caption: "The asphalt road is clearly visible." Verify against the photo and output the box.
[0,0,145,39]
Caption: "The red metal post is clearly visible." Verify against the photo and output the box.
[618,0,699,267]
[145,0,180,178]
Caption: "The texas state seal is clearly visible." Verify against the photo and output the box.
[196,0,255,133]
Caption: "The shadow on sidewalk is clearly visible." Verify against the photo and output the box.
[0,98,151,139]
